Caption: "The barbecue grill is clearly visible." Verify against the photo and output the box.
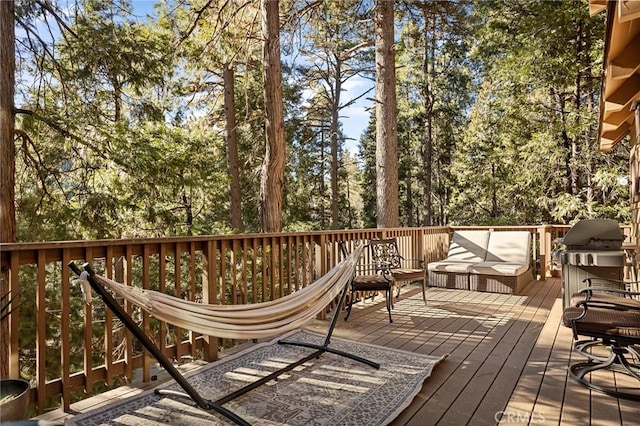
[555,219,626,309]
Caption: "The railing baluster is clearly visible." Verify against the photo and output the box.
[83,247,95,393]
[278,237,284,298]
[104,247,114,387]
[159,244,167,359]
[201,240,218,362]
[36,250,47,409]
[61,249,71,411]
[241,239,248,304]
[261,237,267,302]
[269,236,276,300]
[9,251,20,378]
[124,246,133,379]
[173,243,183,362]
[142,245,151,382]
[250,238,258,304]
[188,242,197,358]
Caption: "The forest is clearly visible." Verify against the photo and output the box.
[1,0,632,244]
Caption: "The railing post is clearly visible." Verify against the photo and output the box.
[122,250,134,380]
[537,225,552,281]
[81,248,93,396]
[61,248,72,412]
[317,234,327,320]
[142,245,151,382]
[1,252,20,379]
[201,240,219,362]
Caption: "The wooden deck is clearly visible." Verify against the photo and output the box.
[34,277,639,425]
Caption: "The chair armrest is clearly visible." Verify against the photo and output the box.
[582,277,640,287]
[576,286,640,299]
[582,277,640,293]
[576,298,640,312]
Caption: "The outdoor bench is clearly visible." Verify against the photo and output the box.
[427,230,533,294]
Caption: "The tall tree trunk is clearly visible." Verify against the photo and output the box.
[574,19,595,216]
[491,163,498,217]
[320,123,326,228]
[0,0,16,379]
[374,0,398,228]
[330,55,342,229]
[572,19,582,199]
[181,189,193,235]
[552,88,573,195]
[260,0,286,233]
[406,169,413,227]
[421,9,434,227]
[223,64,243,232]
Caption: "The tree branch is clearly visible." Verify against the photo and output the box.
[32,0,77,38]
[174,0,215,48]
[339,40,375,61]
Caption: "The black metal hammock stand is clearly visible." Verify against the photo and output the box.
[68,254,379,426]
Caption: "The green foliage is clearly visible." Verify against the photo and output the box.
[394,0,475,226]
[12,0,633,240]
[358,115,377,228]
[446,0,628,226]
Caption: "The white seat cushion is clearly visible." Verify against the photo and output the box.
[446,231,490,262]
[427,260,473,274]
[469,262,529,277]
[485,231,531,263]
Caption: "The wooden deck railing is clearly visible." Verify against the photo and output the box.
[0,225,620,414]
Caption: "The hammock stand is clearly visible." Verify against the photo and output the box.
[68,249,379,426]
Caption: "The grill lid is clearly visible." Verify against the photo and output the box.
[561,219,624,250]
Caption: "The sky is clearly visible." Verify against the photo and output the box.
[339,78,374,151]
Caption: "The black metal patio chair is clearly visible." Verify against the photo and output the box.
[339,241,394,323]
[568,278,640,362]
[370,238,427,303]
[562,286,640,400]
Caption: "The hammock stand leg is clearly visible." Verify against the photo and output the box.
[216,279,381,406]
[277,279,381,370]
[69,262,250,426]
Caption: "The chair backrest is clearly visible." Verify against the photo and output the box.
[485,231,531,263]
[447,231,490,262]
[370,238,402,269]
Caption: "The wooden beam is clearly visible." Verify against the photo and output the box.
[601,121,631,150]
[604,74,640,110]
[599,139,616,152]
[618,0,640,23]
[634,99,640,142]
[589,0,607,16]
[610,32,640,79]
[603,106,634,126]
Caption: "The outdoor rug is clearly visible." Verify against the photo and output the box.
[67,329,446,426]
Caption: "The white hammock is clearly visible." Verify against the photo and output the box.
[82,245,363,340]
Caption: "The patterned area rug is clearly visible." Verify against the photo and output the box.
[67,330,445,426]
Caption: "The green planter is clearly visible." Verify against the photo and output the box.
[0,379,31,422]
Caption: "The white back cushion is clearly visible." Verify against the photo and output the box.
[447,231,490,262]
[485,232,531,263]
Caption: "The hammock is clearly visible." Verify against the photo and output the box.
[70,244,377,426]
[79,245,363,340]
